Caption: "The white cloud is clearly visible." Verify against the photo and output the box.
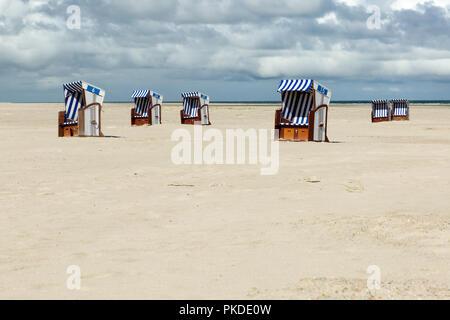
[0,0,449,101]
[317,12,340,25]
[391,0,450,10]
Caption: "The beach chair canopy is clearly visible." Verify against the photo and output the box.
[182,92,209,118]
[63,81,105,122]
[278,79,331,126]
[372,100,389,118]
[391,99,409,117]
[132,90,163,117]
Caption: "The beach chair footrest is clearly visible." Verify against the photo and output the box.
[392,116,408,121]
[372,117,389,123]
[279,126,309,142]
[63,125,78,137]
[133,117,150,126]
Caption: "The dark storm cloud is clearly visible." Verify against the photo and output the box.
[0,0,449,101]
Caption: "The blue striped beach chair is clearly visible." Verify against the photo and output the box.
[180,92,211,125]
[391,99,409,121]
[371,100,390,122]
[275,79,332,142]
[58,81,106,137]
[131,90,163,126]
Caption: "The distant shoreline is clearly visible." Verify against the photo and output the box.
[2,100,450,105]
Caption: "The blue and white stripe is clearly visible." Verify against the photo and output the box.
[132,90,150,116]
[391,99,408,116]
[372,100,389,118]
[278,79,313,93]
[183,97,201,118]
[132,90,150,98]
[182,92,201,98]
[63,81,83,95]
[64,90,83,122]
[63,81,84,122]
[281,91,315,126]
[134,97,151,116]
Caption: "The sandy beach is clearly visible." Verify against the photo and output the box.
[0,102,449,300]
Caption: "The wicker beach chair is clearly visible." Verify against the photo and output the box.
[391,99,409,121]
[275,79,332,142]
[371,100,391,123]
[131,90,163,126]
[58,81,105,137]
[180,92,211,125]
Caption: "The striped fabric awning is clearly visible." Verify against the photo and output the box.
[391,99,409,116]
[182,92,201,98]
[63,81,84,122]
[181,92,210,100]
[134,98,151,116]
[278,79,313,93]
[281,91,315,126]
[183,97,201,118]
[63,81,83,94]
[132,90,150,98]
[64,91,83,122]
[132,90,156,116]
[372,100,389,118]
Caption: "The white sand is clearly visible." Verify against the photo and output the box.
[0,102,449,299]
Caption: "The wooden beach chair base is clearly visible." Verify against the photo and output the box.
[372,111,390,123]
[372,117,390,123]
[180,110,211,125]
[392,115,408,121]
[131,105,162,126]
[131,108,151,126]
[58,111,79,137]
[63,125,78,137]
[278,125,310,142]
[275,107,329,142]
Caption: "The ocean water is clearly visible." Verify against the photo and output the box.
[331,100,450,105]
[103,100,450,105]
[183,100,450,105]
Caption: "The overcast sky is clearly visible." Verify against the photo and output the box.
[0,0,449,102]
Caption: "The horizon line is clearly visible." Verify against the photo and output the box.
[2,100,450,104]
